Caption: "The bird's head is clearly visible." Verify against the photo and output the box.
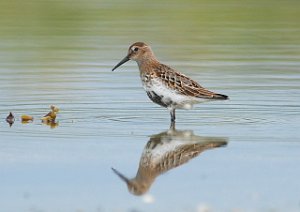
[112,42,154,71]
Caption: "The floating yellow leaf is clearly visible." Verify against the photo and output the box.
[41,105,60,122]
[21,115,34,122]
[42,120,59,129]
[50,105,59,113]
[41,116,53,122]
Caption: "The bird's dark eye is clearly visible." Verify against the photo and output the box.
[133,47,138,52]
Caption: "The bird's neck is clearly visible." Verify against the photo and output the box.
[137,57,160,72]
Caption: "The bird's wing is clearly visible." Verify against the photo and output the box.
[154,141,227,174]
[154,64,219,99]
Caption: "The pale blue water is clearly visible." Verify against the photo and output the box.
[1,0,300,211]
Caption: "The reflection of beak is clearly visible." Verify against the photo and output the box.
[111,167,130,184]
[112,56,130,71]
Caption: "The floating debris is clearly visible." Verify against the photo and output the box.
[41,105,59,123]
[21,114,34,123]
[42,120,59,129]
[6,112,15,127]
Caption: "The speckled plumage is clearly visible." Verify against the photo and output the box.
[112,42,228,122]
[112,125,227,195]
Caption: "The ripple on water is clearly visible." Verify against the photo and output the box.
[1,99,297,140]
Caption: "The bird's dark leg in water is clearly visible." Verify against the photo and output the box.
[169,120,176,131]
[170,109,176,123]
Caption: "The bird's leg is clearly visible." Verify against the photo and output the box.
[169,121,176,131]
[170,109,176,123]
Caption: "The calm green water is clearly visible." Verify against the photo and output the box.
[0,0,300,211]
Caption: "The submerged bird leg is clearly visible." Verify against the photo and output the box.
[169,121,176,131]
[170,109,176,123]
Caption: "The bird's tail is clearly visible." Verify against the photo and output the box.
[213,93,229,100]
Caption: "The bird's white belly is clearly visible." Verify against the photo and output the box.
[142,79,201,110]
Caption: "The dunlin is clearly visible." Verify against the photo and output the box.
[112,42,228,122]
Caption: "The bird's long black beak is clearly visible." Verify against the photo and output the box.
[111,167,130,184]
[112,56,130,71]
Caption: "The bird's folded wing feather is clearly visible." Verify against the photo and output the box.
[154,64,217,99]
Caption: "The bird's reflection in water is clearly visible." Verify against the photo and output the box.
[112,123,228,196]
